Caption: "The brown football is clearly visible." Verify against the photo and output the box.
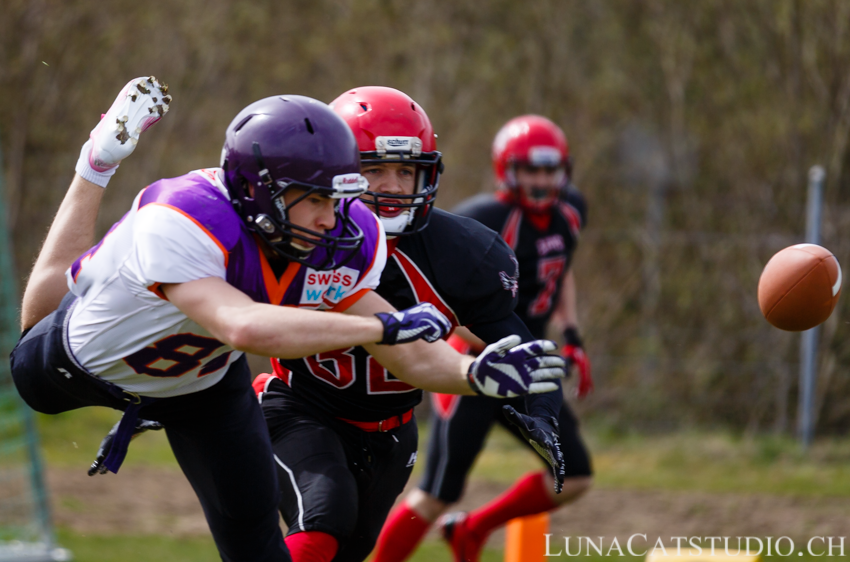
[758,244,842,331]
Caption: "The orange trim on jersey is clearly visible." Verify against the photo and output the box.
[391,249,460,328]
[331,288,371,313]
[147,282,169,301]
[500,207,523,250]
[148,202,230,268]
[258,249,301,306]
[73,256,89,283]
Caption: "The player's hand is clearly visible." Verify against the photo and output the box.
[562,327,593,398]
[502,405,565,493]
[88,418,163,476]
[466,335,566,398]
[376,303,452,345]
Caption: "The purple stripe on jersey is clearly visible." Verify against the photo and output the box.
[225,236,268,303]
[139,173,244,252]
[136,172,270,302]
[70,211,130,281]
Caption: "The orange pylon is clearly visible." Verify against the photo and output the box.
[504,513,550,562]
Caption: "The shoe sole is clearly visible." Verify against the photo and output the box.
[89,76,172,171]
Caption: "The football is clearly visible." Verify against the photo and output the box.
[758,244,842,331]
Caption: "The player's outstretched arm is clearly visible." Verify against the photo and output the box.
[163,277,384,356]
[346,291,472,394]
[350,292,568,396]
[162,277,450,358]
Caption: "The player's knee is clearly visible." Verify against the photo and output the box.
[555,475,592,504]
[406,488,450,522]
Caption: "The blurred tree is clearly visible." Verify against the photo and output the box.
[3,0,850,435]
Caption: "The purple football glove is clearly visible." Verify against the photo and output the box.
[376,303,452,345]
[88,418,163,476]
[466,335,566,398]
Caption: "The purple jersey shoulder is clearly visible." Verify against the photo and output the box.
[139,172,244,252]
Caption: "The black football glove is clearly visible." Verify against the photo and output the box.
[88,418,163,476]
[502,405,565,493]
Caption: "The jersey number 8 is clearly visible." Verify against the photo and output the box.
[124,333,228,378]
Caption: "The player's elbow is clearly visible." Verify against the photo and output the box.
[217,316,257,352]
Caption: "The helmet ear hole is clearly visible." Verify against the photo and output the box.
[240,178,253,200]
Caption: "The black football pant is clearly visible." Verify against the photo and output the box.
[261,380,418,562]
[10,294,290,562]
[419,393,592,503]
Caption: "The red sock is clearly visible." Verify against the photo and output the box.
[466,470,557,538]
[372,503,432,562]
[285,531,338,562]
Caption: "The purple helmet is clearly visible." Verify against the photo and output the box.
[221,95,369,270]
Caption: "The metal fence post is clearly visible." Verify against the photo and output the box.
[797,165,825,448]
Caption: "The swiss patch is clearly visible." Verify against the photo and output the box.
[300,266,360,309]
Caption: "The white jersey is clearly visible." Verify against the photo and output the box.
[65,168,386,398]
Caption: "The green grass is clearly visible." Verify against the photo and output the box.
[56,532,835,562]
[38,409,850,497]
[56,529,219,562]
[38,411,850,561]
[404,539,503,561]
[37,408,180,468]
[587,424,850,497]
[440,419,850,497]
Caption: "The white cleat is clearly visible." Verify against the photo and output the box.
[88,76,171,172]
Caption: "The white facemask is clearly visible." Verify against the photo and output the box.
[379,210,414,237]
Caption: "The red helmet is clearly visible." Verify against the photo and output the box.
[330,86,442,236]
[492,115,571,188]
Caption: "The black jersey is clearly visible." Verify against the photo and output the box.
[274,208,521,421]
[452,186,587,339]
